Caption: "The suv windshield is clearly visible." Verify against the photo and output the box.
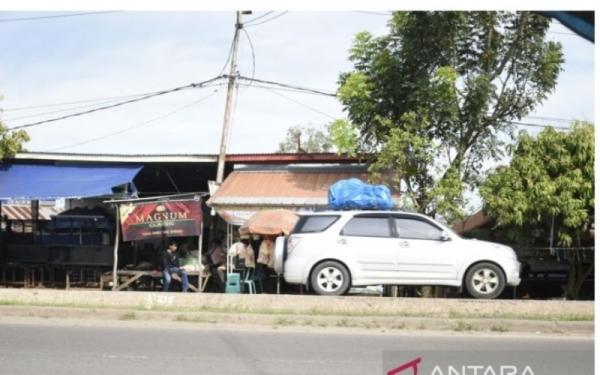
[293,215,340,233]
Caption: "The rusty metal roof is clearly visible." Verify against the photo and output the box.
[208,166,370,207]
[0,205,62,221]
[452,210,492,234]
[14,152,364,164]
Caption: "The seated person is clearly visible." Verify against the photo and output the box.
[161,239,189,292]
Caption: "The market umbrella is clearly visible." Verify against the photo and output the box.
[246,209,299,236]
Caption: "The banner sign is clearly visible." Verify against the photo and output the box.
[119,200,202,241]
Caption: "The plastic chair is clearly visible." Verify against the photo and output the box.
[225,272,241,294]
[243,267,256,294]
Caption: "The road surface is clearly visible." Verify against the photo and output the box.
[0,319,593,374]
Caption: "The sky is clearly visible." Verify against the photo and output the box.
[0,11,595,156]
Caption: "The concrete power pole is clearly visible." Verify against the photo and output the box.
[216,11,243,185]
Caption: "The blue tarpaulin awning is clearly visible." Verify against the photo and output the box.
[0,164,143,200]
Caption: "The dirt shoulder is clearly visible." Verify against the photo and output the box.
[0,289,594,336]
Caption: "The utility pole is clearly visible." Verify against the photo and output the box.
[216,11,244,185]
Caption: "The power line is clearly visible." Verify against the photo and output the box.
[216,32,237,77]
[4,96,147,122]
[240,83,337,120]
[7,76,225,131]
[241,28,256,86]
[511,121,571,130]
[3,82,227,121]
[548,30,581,37]
[525,115,587,124]
[237,76,337,97]
[245,11,288,28]
[353,11,393,16]
[2,91,163,112]
[0,11,119,24]
[243,11,274,24]
[46,88,221,151]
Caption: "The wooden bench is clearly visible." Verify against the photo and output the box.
[100,269,210,292]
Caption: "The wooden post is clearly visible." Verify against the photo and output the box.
[197,220,204,293]
[112,206,120,291]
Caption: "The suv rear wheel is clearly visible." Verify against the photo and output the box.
[465,262,506,299]
[310,261,350,296]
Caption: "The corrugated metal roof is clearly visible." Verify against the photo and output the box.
[14,152,217,163]
[14,152,363,164]
[452,210,491,234]
[0,205,62,221]
[208,167,370,207]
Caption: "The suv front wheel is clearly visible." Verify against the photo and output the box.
[310,261,350,296]
[465,262,506,299]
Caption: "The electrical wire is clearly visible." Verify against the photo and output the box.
[510,121,571,130]
[237,76,336,97]
[4,96,151,122]
[245,11,288,28]
[46,88,222,152]
[243,11,274,24]
[216,33,237,77]
[0,11,119,23]
[352,11,393,16]
[235,82,334,96]
[241,83,337,120]
[3,82,227,121]
[3,91,164,112]
[7,76,225,131]
[525,115,585,124]
[241,28,256,87]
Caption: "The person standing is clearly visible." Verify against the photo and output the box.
[228,233,255,269]
[255,236,275,293]
[161,239,189,292]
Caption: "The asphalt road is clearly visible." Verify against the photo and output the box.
[0,320,593,375]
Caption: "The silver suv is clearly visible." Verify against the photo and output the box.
[274,211,521,298]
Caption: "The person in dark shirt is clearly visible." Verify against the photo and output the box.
[161,239,189,292]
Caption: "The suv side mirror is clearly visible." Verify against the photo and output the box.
[440,231,451,241]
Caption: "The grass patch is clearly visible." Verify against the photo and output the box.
[490,324,508,333]
[391,322,406,330]
[336,318,350,327]
[361,321,381,329]
[453,321,474,332]
[273,317,294,326]
[119,312,137,320]
[174,314,216,324]
[0,298,593,322]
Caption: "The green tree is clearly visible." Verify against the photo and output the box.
[481,123,594,299]
[336,11,563,222]
[278,124,332,153]
[1,97,30,159]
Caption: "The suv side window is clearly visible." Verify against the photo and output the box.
[341,216,391,237]
[394,217,442,240]
[294,215,340,233]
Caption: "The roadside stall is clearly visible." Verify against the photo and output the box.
[0,162,142,288]
[226,209,299,294]
[103,193,210,292]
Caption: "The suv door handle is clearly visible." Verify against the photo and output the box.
[398,241,409,248]
[337,238,347,245]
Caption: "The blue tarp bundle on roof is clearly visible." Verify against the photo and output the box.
[328,178,393,210]
[0,163,142,200]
